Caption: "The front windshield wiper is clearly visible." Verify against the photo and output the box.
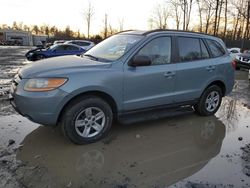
[82,54,99,61]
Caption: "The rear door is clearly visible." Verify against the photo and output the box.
[174,36,215,102]
[123,36,177,111]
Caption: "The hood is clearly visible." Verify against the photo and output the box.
[19,55,111,78]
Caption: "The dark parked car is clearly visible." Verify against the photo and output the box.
[235,50,250,69]
[25,44,86,61]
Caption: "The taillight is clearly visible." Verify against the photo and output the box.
[231,60,237,70]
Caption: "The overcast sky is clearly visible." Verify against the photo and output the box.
[0,0,170,35]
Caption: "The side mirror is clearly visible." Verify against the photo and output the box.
[128,55,151,67]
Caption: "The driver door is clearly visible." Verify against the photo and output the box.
[123,36,176,111]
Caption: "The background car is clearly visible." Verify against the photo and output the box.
[25,43,86,61]
[235,50,250,70]
[228,47,241,59]
[64,40,95,51]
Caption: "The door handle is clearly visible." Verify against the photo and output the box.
[206,65,216,71]
[164,71,175,78]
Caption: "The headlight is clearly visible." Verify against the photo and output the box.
[24,78,67,92]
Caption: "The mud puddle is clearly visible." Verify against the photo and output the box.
[0,97,249,188]
[1,47,250,187]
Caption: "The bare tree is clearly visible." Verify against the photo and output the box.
[186,0,193,30]
[84,1,94,39]
[170,0,182,30]
[223,0,228,38]
[214,0,220,35]
[149,3,170,29]
[118,18,124,31]
[196,0,203,32]
[202,0,215,34]
[179,0,193,30]
[103,13,108,38]
[216,0,224,35]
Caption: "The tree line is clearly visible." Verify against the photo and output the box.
[0,0,249,45]
[149,0,250,41]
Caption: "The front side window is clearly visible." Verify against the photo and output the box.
[54,45,67,51]
[206,39,225,57]
[135,37,171,65]
[66,45,79,51]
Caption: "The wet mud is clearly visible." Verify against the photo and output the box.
[1,47,250,188]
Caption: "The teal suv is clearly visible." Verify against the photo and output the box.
[10,30,235,144]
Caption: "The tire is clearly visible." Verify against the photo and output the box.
[61,96,113,144]
[194,85,222,116]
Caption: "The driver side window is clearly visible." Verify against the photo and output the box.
[136,37,171,65]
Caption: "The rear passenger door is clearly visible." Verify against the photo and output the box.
[123,36,176,111]
[174,36,217,102]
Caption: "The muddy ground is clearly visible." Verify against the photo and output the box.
[0,46,250,188]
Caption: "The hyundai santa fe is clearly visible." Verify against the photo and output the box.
[9,30,235,144]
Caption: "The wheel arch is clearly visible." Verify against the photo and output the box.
[204,80,226,97]
[57,90,118,124]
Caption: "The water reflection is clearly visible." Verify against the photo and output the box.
[17,114,225,188]
[217,98,239,132]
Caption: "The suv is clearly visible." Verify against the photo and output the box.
[9,30,235,144]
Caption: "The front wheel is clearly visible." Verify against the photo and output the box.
[194,85,222,116]
[61,96,113,144]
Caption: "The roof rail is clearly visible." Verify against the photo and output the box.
[143,29,216,37]
[114,30,137,35]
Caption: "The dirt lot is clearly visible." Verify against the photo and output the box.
[0,46,250,188]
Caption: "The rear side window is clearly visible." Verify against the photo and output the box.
[200,40,209,59]
[206,39,225,57]
[178,37,209,62]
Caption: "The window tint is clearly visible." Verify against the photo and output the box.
[55,45,67,51]
[178,37,210,62]
[136,37,171,65]
[66,45,79,50]
[206,39,225,57]
[178,37,201,62]
[200,40,209,59]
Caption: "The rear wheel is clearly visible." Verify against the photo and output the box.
[61,96,113,144]
[194,85,222,116]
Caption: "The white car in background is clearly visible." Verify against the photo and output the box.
[248,69,250,82]
[228,47,241,59]
[64,40,95,51]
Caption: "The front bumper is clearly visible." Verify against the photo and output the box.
[9,77,69,126]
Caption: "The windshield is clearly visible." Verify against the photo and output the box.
[46,44,57,50]
[83,34,144,61]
